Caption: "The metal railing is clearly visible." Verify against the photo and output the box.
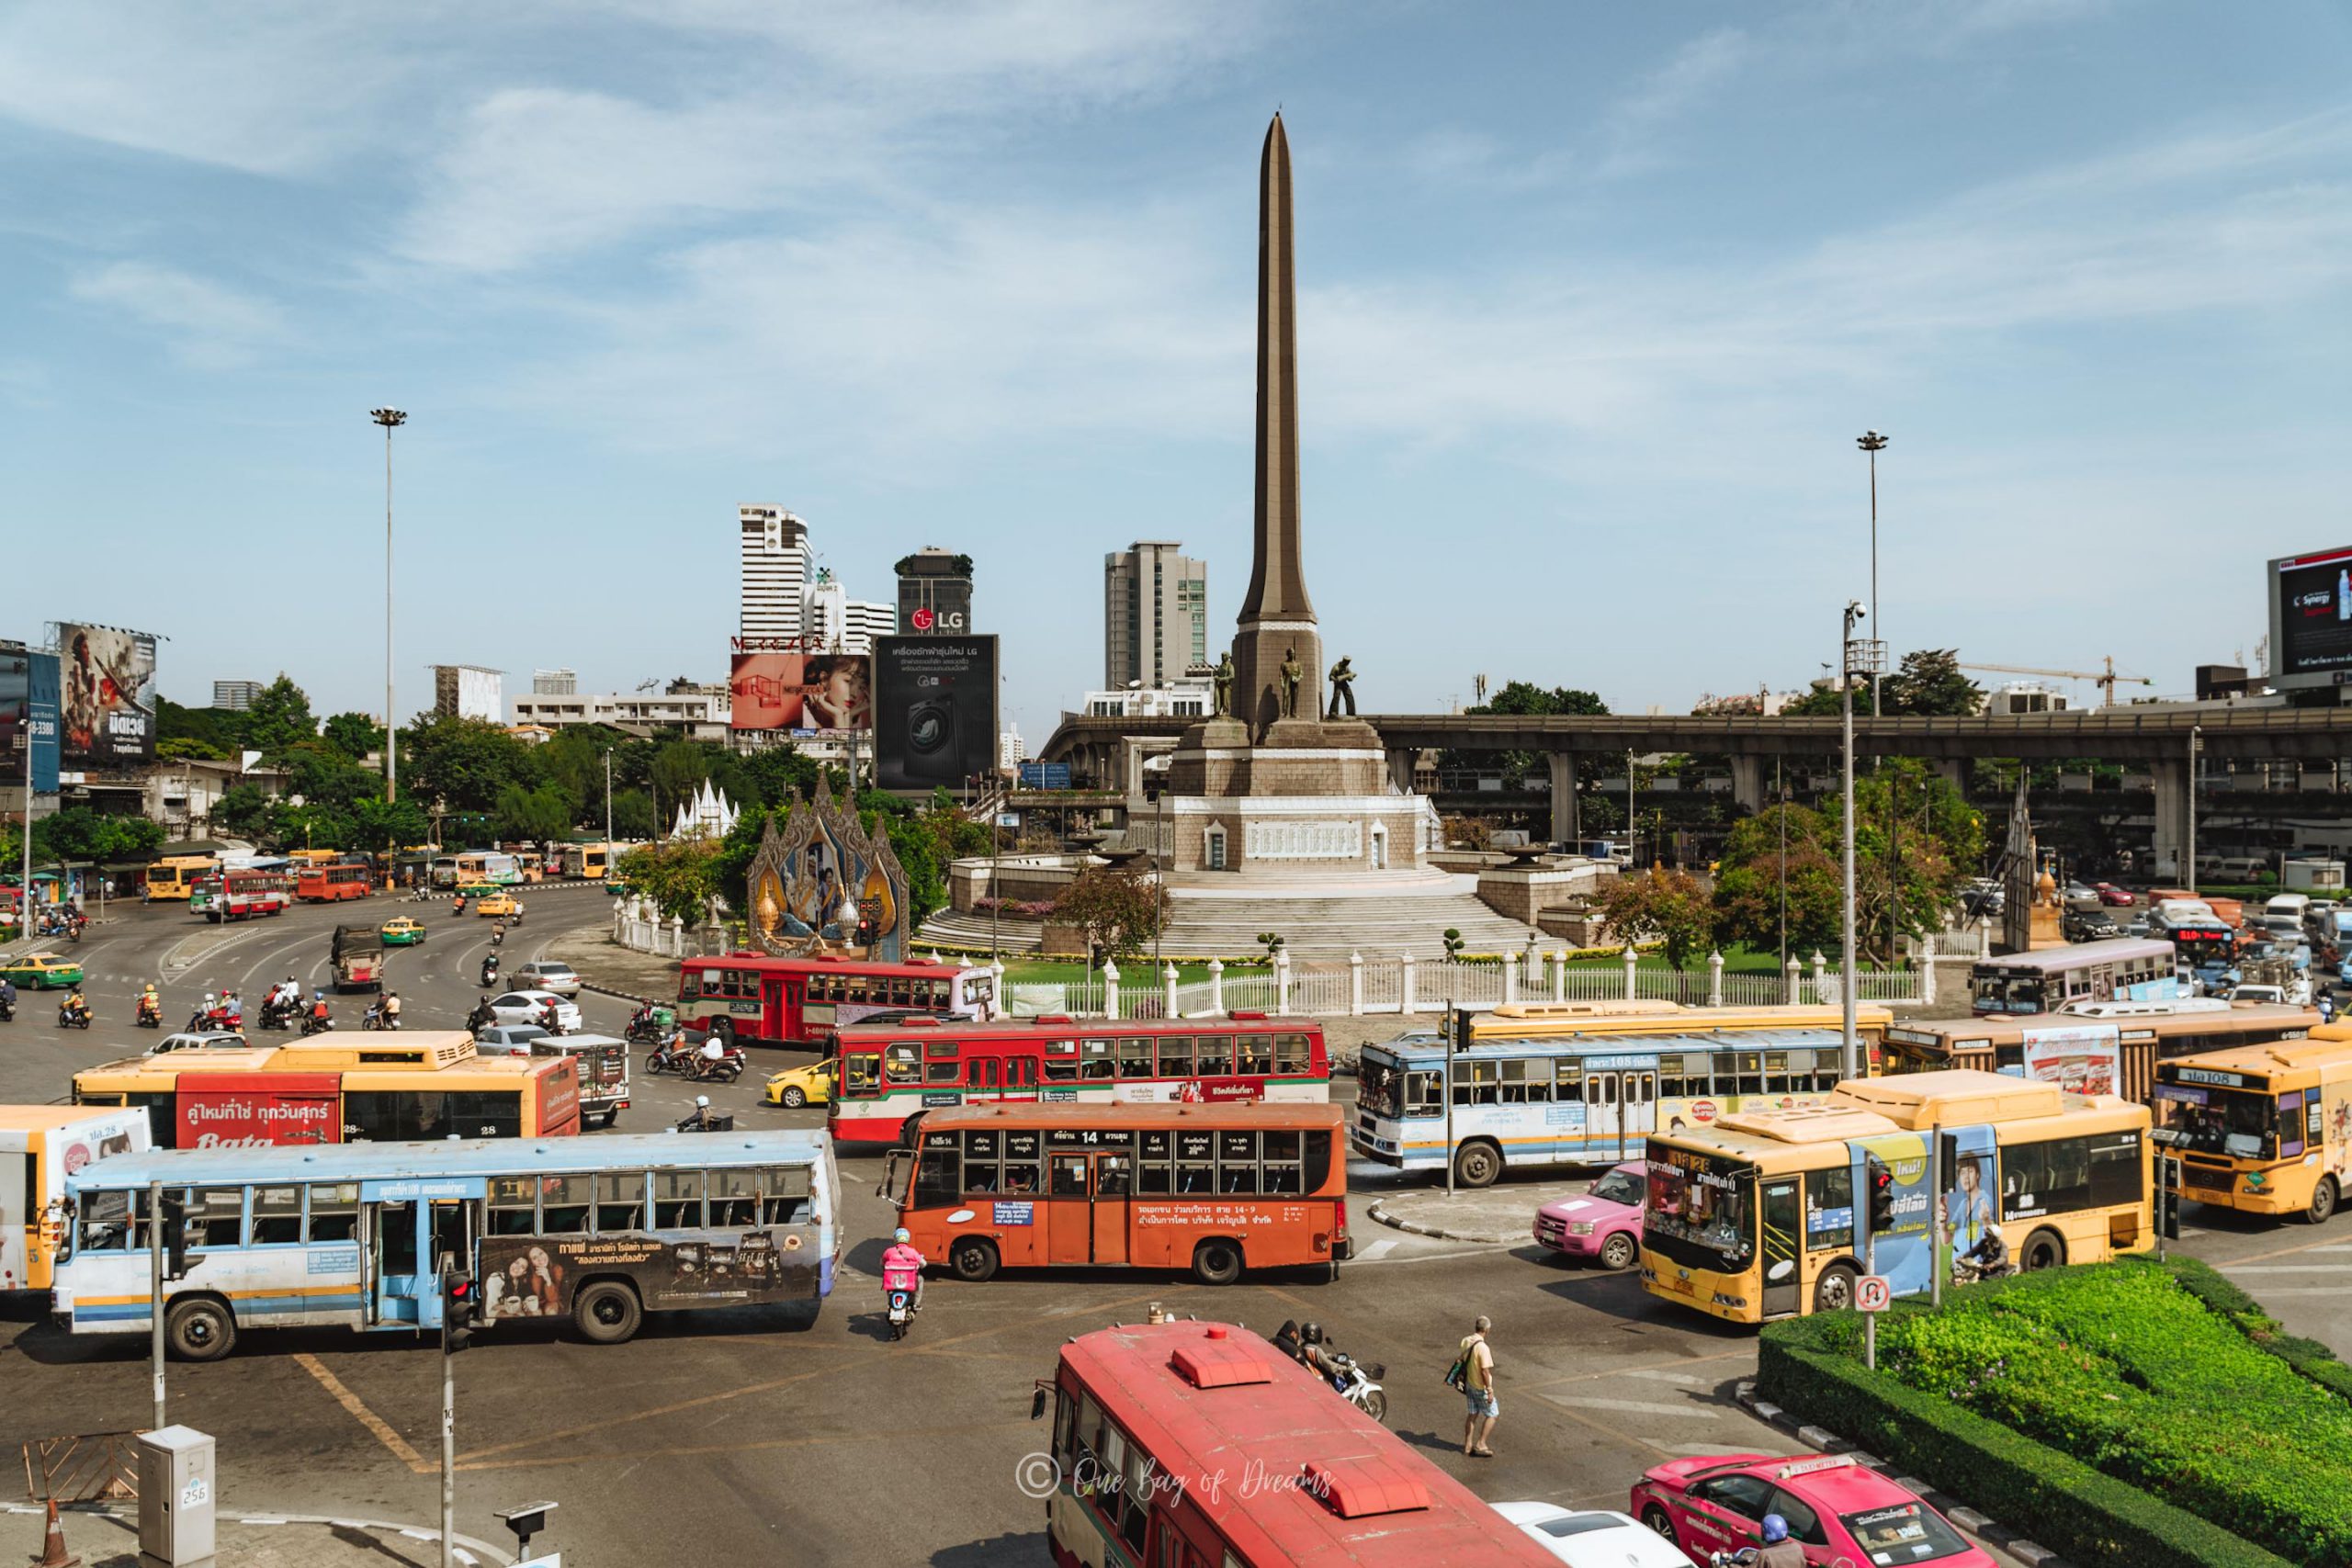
[22,1433,139,1503]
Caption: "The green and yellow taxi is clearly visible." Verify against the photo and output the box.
[1,953,85,989]
[379,916,427,946]
[476,893,522,919]
[764,1059,835,1110]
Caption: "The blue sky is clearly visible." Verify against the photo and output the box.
[4,0,2348,739]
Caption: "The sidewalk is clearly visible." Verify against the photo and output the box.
[542,924,681,1006]
[5,1503,513,1567]
[1365,1177,1588,1244]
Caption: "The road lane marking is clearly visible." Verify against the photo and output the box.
[1623,1369,1706,1384]
[2219,1264,2352,1274]
[1537,1393,1721,1419]
[1665,1442,1771,1456]
[295,1353,432,1473]
[1352,1239,1397,1262]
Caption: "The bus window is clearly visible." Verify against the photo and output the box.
[1197,1036,1234,1077]
[885,1044,922,1086]
[488,1177,536,1235]
[1275,1032,1311,1076]
[1050,1158,1089,1198]
[1236,1034,1269,1077]
[309,1184,359,1243]
[925,1040,962,1085]
[1176,1130,1215,1193]
[1136,1130,1172,1194]
[762,1167,810,1224]
[964,1130,1002,1193]
[189,1188,244,1248]
[1408,1070,1443,1115]
[1261,1128,1303,1193]
[596,1172,646,1232]
[1500,1059,1549,1105]
[1117,1037,1154,1078]
[253,1185,302,1245]
[845,978,870,1005]
[708,1168,761,1226]
[678,969,703,999]
[78,1190,134,1252]
[2003,1131,2141,1220]
[1081,1040,1115,1081]
[842,1054,880,1097]
[541,1175,592,1234]
[1304,1130,1333,1192]
[1805,1168,1854,1251]
[1218,1131,1258,1194]
[914,1144,959,1208]
[1002,1132,1040,1195]
[1158,1037,1193,1076]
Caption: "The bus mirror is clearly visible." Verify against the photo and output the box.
[1030,1387,1048,1421]
[1767,1259,1794,1283]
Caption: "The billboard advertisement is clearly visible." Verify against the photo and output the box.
[2269,546,2352,689]
[57,623,157,764]
[728,646,872,734]
[1,644,62,794]
[874,636,998,793]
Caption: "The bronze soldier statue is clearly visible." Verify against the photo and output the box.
[1326,656,1356,718]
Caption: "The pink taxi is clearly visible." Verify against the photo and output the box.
[1532,1160,1645,1271]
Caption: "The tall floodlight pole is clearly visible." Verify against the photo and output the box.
[604,749,615,855]
[1858,432,1893,968]
[371,409,407,804]
[1840,601,1883,1079]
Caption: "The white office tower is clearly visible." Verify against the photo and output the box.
[740,504,810,642]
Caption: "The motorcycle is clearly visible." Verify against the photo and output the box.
[0,993,14,1023]
[674,1109,737,1134]
[480,958,502,987]
[360,1003,401,1032]
[490,924,505,948]
[258,998,294,1032]
[301,1010,335,1036]
[56,1001,91,1031]
[135,997,163,1029]
[1954,1253,2017,1285]
[881,1265,922,1341]
[1323,1350,1387,1423]
[648,1034,746,1079]
[684,1050,744,1085]
[1709,1551,1761,1568]
[624,1004,676,1045]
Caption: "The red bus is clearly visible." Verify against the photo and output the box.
[297,863,374,903]
[193,867,293,921]
[829,1013,1330,1145]
[1036,1319,1555,1568]
[888,1103,1349,1285]
[675,953,998,1048]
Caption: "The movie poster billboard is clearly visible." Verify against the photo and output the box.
[874,635,998,793]
[728,643,871,734]
[478,1225,821,1322]
[57,623,157,764]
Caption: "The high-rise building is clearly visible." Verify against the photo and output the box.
[533,669,577,696]
[431,664,504,723]
[998,722,1026,773]
[800,570,897,654]
[210,680,263,711]
[740,503,810,643]
[1104,541,1208,689]
[896,547,974,635]
[845,600,896,650]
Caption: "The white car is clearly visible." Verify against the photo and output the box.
[471,1023,553,1055]
[486,990,582,1032]
[146,1030,250,1055]
[1492,1502,1690,1567]
[513,960,582,996]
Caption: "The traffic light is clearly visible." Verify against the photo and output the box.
[442,1269,481,1353]
[1867,1158,1894,1233]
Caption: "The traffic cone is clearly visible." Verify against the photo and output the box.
[27,1499,78,1568]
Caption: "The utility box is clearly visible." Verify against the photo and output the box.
[136,1426,216,1567]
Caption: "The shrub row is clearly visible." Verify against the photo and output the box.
[2164,1253,2352,1404]
[1758,1303,2295,1568]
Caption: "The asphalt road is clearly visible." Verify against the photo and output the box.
[4,894,2345,1566]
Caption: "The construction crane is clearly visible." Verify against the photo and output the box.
[1960,656,2152,707]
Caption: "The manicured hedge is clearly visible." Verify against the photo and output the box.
[2163,1253,2352,1404]
[1758,1288,2297,1568]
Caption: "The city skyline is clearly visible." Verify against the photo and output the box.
[4,3,2348,739]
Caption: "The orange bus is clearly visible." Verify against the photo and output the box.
[1035,1320,1556,1568]
[886,1102,1348,1285]
[297,863,374,902]
[830,1014,1330,1146]
[71,1032,580,1150]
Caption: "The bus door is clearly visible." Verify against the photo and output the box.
[969,1056,1002,1101]
[1046,1154,1130,1266]
[360,1179,485,1327]
[1001,1056,1039,1104]
[1587,1072,1621,1149]
[777,977,806,1043]
[1583,1065,1656,1156]
[1760,1178,1802,1318]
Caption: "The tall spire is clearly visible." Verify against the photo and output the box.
[1240,111,1314,626]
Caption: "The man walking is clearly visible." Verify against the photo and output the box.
[1457,1315,1498,1457]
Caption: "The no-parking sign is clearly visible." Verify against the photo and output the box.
[1857,1274,1892,1313]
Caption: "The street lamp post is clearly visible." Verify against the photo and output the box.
[1840,601,1884,1079]
[370,409,407,805]
[603,749,615,857]
[1858,431,1894,968]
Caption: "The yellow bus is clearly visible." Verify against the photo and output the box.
[144,853,220,902]
[287,848,340,869]
[1885,1001,2318,1106]
[1641,1068,2153,1325]
[2154,1028,2352,1224]
[561,842,615,880]
[2,1105,153,1291]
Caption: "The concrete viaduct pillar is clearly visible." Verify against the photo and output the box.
[2150,757,2192,883]
[1548,751,1579,846]
[1728,756,1765,815]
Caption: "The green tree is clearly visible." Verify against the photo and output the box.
[401,713,539,814]
[157,736,230,762]
[495,784,576,842]
[1882,649,1984,717]
[242,676,320,756]
[1595,868,1715,969]
[33,807,165,865]
[610,788,657,841]
[347,795,432,852]
[739,744,820,808]
[157,696,240,756]
[616,839,720,922]
[1441,680,1611,780]
[1710,803,1843,958]
[1052,866,1163,963]
[321,712,385,761]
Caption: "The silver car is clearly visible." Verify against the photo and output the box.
[513,960,582,996]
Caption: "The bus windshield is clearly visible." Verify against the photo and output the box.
[1358,1057,1403,1118]
[2167,1088,2285,1159]
[1972,970,2044,1013]
[1644,1146,1756,1272]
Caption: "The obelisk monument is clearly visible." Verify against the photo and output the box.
[1230,112,1319,736]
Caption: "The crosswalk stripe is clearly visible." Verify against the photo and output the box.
[2220,1264,2352,1274]
[1352,1239,1398,1263]
[1540,1393,1720,1419]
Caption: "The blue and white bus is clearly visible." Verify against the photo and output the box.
[1352,1005,1893,1188]
[51,1131,837,1359]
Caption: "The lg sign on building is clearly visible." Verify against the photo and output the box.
[910,607,965,632]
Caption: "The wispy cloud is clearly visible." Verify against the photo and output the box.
[68,262,286,367]
[1594,28,1749,177]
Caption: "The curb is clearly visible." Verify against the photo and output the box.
[1734,1381,2073,1568]
[3,1502,514,1566]
[1364,1198,1518,1246]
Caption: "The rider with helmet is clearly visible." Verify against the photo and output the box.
[1755,1514,1805,1568]
[881,1226,925,1313]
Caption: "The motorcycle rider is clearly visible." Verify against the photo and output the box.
[61,987,90,1026]
[539,997,562,1034]
[480,954,501,987]
[881,1226,925,1314]
[678,1094,720,1132]
[309,989,334,1032]
[1960,1223,2011,1280]
[490,922,505,948]
[467,995,496,1032]
[0,976,17,1020]
[382,991,401,1029]
[138,983,161,1023]
[1754,1514,1805,1568]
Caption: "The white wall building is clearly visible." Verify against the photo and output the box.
[1077,681,1213,720]
[431,664,504,723]
[740,503,810,643]
[509,686,731,741]
[999,722,1027,772]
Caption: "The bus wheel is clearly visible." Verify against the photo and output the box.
[574,1280,643,1345]
[1600,1233,1638,1272]
[950,1237,1000,1282]
[2307,1176,2339,1225]
[2019,1229,2067,1271]
[1193,1239,1244,1286]
[1814,1265,1857,1313]
[1452,1141,1501,1190]
[166,1296,237,1362]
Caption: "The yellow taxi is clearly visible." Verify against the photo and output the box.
[763,1060,834,1110]
[0,953,85,988]
[476,893,522,919]
[379,916,426,947]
